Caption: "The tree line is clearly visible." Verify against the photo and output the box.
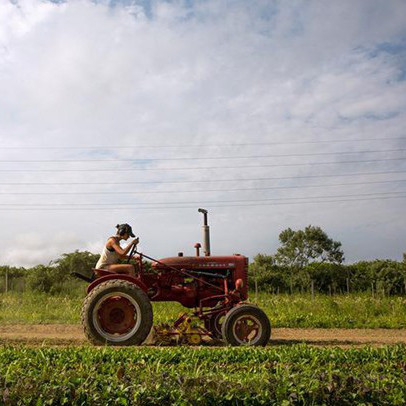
[248,256,406,295]
[0,251,99,295]
[249,226,406,296]
[1,226,405,296]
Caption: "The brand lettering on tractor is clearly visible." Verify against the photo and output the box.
[201,263,235,268]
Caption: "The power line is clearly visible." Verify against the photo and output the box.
[1,191,405,206]
[1,136,405,149]
[0,157,405,172]
[0,194,404,210]
[0,169,405,184]
[0,148,405,163]
[0,178,405,195]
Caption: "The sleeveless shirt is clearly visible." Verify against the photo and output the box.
[95,237,121,269]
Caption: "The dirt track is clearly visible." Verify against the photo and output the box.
[1,324,406,347]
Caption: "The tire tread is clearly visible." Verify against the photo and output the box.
[221,304,271,346]
[81,280,153,346]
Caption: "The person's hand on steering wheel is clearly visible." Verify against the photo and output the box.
[126,237,139,263]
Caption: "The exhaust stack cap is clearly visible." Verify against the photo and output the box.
[194,243,201,257]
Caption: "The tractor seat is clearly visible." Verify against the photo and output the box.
[71,268,114,283]
[92,268,115,278]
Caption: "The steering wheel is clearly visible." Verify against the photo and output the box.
[126,241,138,264]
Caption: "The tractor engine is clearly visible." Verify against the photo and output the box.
[142,208,248,308]
[149,254,248,308]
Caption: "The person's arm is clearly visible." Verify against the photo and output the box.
[124,254,140,260]
[109,237,139,259]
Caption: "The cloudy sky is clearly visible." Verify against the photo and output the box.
[0,0,405,267]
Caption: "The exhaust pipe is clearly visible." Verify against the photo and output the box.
[198,208,210,256]
[194,243,201,257]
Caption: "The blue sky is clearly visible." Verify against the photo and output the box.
[0,0,405,266]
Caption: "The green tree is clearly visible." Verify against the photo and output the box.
[26,265,56,293]
[275,225,344,294]
[0,266,26,292]
[53,250,99,278]
[248,254,289,293]
[275,225,344,267]
[27,250,99,295]
[371,260,405,296]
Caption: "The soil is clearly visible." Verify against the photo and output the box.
[1,324,406,347]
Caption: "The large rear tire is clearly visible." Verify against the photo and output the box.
[221,305,271,346]
[81,280,153,346]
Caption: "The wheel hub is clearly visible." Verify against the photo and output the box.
[234,316,260,343]
[98,296,136,335]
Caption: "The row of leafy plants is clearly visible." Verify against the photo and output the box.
[1,345,406,404]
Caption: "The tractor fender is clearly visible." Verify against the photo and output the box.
[87,274,148,294]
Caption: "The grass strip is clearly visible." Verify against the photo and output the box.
[1,292,406,328]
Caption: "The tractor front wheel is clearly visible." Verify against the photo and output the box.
[81,280,153,346]
[221,305,271,346]
[204,311,227,339]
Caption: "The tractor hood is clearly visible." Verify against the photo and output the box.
[152,255,246,271]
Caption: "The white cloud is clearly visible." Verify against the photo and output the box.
[2,230,102,267]
[0,0,405,266]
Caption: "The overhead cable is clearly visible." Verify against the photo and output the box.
[0,194,405,210]
[0,178,405,195]
[1,169,406,184]
[1,190,405,206]
[0,136,405,149]
[0,148,405,162]
[0,157,405,172]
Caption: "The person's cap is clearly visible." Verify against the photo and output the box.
[117,223,135,237]
[124,224,135,237]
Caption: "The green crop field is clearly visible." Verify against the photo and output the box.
[1,345,406,405]
[1,291,406,328]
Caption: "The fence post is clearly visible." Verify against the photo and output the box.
[311,280,315,301]
[5,269,8,293]
[346,277,350,295]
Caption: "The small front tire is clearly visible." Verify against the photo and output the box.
[221,305,271,346]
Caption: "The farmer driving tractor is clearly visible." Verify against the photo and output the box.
[95,223,138,276]
[78,210,271,346]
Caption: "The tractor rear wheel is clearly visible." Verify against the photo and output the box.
[221,305,271,346]
[81,280,153,346]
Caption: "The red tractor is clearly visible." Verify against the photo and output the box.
[79,209,271,346]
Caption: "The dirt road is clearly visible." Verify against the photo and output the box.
[1,324,406,347]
